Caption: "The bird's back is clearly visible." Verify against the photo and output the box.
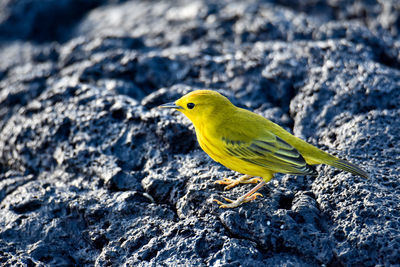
[234,108,337,164]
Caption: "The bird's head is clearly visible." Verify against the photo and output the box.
[159,90,234,127]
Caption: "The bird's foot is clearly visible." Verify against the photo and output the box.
[213,180,266,208]
[213,193,263,208]
[214,174,262,190]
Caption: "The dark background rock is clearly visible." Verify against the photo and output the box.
[0,0,399,266]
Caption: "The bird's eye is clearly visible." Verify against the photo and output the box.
[187,103,195,109]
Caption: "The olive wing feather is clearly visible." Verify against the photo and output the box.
[221,135,317,175]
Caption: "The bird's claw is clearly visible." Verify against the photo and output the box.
[213,198,238,208]
[246,177,263,184]
[214,178,240,190]
[243,192,263,202]
[212,193,263,208]
[214,176,262,190]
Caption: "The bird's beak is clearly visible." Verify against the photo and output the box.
[159,102,183,109]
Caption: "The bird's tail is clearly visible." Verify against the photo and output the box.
[279,130,369,179]
[327,158,369,179]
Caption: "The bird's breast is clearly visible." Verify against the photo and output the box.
[195,127,258,175]
[196,128,219,158]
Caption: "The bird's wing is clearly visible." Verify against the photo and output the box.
[221,134,317,175]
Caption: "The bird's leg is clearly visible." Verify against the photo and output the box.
[213,181,266,208]
[214,174,262,190]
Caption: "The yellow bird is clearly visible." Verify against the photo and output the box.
[160,90,369,208]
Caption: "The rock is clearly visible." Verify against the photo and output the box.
[0,0,399,266]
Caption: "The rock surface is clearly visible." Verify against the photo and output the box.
[1,0,399,266]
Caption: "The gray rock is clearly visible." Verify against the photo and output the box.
[0,0,399,266]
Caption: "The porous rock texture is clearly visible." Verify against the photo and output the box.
[1,0,399,266]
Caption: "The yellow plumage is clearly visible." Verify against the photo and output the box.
[160,90,369,208]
